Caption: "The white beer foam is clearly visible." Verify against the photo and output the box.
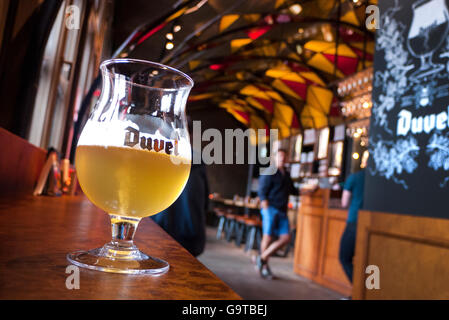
[77,119,191,160]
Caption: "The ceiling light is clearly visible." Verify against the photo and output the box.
[173,25,181,32]
[297,28,304,34]
[166,42,174,50]
[352,152,360,160]
[289,4,302,15]
[166,33,173,40]
[321,24,333,42]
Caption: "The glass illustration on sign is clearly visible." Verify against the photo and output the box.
[407,0,449,81]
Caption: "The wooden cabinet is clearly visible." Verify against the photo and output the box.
[293,188,352,296]
[353,210,449,299]
[294,191,449,299]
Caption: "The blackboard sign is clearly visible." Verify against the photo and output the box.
[364,0,449,219]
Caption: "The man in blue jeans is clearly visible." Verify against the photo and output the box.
[256,149,298,279]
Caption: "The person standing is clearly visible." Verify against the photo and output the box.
[255,149,298,279]
[339,153,368,284]
[151,156,209,257]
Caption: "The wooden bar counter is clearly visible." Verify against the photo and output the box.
[0,194,240,300]
[293,188,351,296]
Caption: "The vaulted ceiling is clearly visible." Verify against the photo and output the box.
[112,0,376,139]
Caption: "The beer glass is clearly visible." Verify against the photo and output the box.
[67,59,193,274]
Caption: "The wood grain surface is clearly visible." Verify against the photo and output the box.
[0,194,241,300]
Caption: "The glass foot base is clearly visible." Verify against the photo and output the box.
[67,244,169,275]
[410,64,445,81]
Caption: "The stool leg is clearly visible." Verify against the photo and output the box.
[216,216,226,240]
[235,222,244,247]
[255,227,262,251]
[225,219,233,242]
[224,218,230,239]
[245,226,256,252]
[242,225,248,243]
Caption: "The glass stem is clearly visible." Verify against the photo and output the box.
[421,55,431,70]
[110,215,141,249]
[100,215,142,260]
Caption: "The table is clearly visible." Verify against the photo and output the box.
[0,195,240,299]
[211,197,260,210]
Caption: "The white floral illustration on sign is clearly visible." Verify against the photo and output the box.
[427,132,449,186]
[373,2,413,133]
[370,136,420,189]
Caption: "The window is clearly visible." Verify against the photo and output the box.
[28,2,65,148]
[28,0,86,150]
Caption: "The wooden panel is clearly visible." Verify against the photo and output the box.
[12,0,41,38]
[320,217,352,293]
[294,211,323,277]
[0,127,46,195]
[300,205,325,216]
[0,0,9,51]
[301,189,326,207]
[294,189,352,296]
[353,210,449,300]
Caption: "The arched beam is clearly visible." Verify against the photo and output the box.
[188,54,332,82]
[166,15,375,66]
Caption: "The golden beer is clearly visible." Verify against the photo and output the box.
[75,145,191,218]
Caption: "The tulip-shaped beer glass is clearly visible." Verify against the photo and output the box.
[67,59,193,274]
[407,0,449,80]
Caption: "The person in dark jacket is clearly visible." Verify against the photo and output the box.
[151,152,209,257]
[255,148,298,279]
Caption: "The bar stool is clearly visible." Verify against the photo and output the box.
[244,216,262,252]
[224,211,238,242]
[234,215,247,247]
[214,208,227,240]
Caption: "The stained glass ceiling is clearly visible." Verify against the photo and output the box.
[112,0,377,139]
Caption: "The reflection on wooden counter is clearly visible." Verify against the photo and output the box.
[293,188,352,296]
[0,195,241,299]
